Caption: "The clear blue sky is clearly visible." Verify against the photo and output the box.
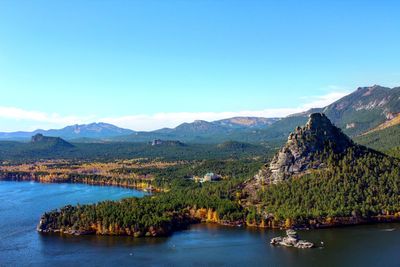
[0,0,399,131]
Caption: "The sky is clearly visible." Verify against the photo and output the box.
[0,0,399,131]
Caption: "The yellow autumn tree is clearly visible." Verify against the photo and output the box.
[284,218,292,228]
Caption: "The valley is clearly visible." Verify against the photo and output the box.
[29,112,400,238]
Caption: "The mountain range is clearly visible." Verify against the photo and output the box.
[0,122,134,141]
[301,85,400,136]
[246,84,400,144]
[0,85,399,144]
[0,117,279,142]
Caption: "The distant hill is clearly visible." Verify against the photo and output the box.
[116,117,281,144]
[288,85,400,136]
[0,122,134,141]
[0,134,75,162]
[174,120,228,135]
[361,112,400,135]
[157,117,279,134]
[354,112,400,153]
[355,124,400,152]
[213,117,279,128]
[217,141,258,150]
[321,85,400,136]
[30,134,74,150]
[252,85,400,145]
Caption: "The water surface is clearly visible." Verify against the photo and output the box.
[0,181,399,267]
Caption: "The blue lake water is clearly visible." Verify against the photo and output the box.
[0,181,399,267]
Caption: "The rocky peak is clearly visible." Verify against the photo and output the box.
[30,133,74,148]
[31,133,45,143]
[255,113,354,184]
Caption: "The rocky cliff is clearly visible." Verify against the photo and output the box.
[250,113,356,187]
[30,134,74,149]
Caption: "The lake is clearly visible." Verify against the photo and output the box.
[0,181,399,267]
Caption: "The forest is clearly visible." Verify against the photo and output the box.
[0,158,265,191]
[0,140,276,163]
[38,145,400,236]
[355,125,400,152]
[258,147,400,226]
[38,177,247,236]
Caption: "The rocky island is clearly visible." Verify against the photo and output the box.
[270,229,314,249]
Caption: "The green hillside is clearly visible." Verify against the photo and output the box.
[354,125,400,152]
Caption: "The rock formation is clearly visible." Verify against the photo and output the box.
[31,133,74,148]
[270,229,314,248]
[253,113,354,185]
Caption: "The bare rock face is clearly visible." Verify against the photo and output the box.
[255,113,353,185]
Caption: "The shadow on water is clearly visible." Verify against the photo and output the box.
[39,231,170,248]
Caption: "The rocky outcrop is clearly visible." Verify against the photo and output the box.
[151,139,185,146]
[31,134,74,148]
[253,113,354,185]
[270,229,314,248]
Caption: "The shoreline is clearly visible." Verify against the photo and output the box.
[37,217,400,237]
[37,203,400,238]
[3,179,399,237]
[0,173,162,193]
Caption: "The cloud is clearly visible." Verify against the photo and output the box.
[300,90,349,110]
[0,89,350,131]
[0,106,94,127]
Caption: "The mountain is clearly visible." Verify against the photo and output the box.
[213,117,279,128]
[117,117,281,143]
[247,113,359,188]
[0,123,134,141]
[242,112,399,228]
[250,84,399,145]
[249,85,400,146]
[174,120,227,135]
[353,112,400,152]
[288,85,400,136]
[360,112,400,135]
[321,85,400,136]
[30,134,74,149]
[158,117,279,134]
[0,134,75,161]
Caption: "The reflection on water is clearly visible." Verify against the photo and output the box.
[0,181,399,267]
